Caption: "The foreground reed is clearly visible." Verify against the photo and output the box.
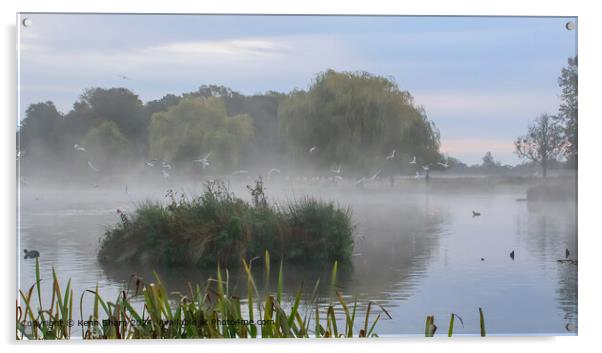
[18,252,386,339]
[17,252,487,339]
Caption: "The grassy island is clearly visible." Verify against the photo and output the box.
[98,180,355,267]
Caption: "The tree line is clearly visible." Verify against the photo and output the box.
[17,70,442,179]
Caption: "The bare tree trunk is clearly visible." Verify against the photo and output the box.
[542,159,548,178]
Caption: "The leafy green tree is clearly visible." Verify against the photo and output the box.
[79,121,133,173]
[144,94,182,117]
[278,70,440,173]
[19,101,63,153]
[149,97,254,171]
[77,88,147,149]
[556,56,577,166]
[481,152,500,170]
[515,114,565,178]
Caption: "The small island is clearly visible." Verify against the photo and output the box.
[98,179,355,267]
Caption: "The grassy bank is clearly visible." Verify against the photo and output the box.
[98,179,355,267]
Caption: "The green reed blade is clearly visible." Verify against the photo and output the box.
[479,307,486,337]
[277,259,283,304]
[329,261,338,305]
[363,301,372,335]
[367,313,381,337]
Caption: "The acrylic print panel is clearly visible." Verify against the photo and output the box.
[16,14,577,338]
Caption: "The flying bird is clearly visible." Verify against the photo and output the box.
[145,159,158,167]
[88,161,99,172]
[565,248,570,259]
[510,250,515,260]
[330,165,341,174]
[74,144,86,152]
[422,165,430,171]
[161,162,172,170]
[472,211,481,217]
[437,162,449,168]
[385,149,396,160]
[309,146,317,153]
[267,168,281,177]
[354,177,366,186]
[118,75,129,80]
[409,156,417,165]
[162,169,170,178]
[232,170,249,175]
[367,169,382,182]
[194,153,211,168]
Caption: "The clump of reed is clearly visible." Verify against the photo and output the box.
[17,252,387,339]
[17,254,488,339]
[98,179,355,267]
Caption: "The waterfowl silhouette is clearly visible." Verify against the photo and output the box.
[510,250,515,260]
[24,249,39,259]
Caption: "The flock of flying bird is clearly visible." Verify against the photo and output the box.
[69,142,450,184]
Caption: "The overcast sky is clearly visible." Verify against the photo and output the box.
[18,14,576,165]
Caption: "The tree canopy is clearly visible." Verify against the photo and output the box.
[278,70,440,173]
[149,97,254,171]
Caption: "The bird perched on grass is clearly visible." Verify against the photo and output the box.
[23,249,39,259]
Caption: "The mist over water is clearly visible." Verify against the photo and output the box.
[17,176,577,336]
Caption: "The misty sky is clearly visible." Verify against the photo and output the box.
[17,14,576,165]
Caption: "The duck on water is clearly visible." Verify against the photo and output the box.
[23,249,39,259]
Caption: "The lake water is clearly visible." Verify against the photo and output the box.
[17,178,577,336]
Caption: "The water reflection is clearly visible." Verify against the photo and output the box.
[17,183,576,336]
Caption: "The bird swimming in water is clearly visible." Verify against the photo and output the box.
[23,249,40,259]
[510,250,515,260]
[472,211,481,217]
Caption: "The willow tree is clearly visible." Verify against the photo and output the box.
[515,114,565,178]
[278,70,440,173]
[80,120,134,174]
[149,97,254,171]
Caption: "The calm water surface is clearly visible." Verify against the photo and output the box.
[18,180,577,336]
